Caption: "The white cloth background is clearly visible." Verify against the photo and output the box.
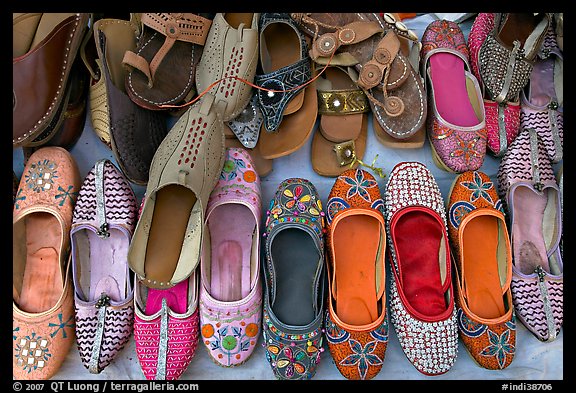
[12,13,563,381]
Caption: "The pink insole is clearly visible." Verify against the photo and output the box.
[430,53,479,127]
[145,280,189,315]
[208,204,255,302]
[19,214,63,313]
[512,186,550,275]
[528,58,556,107]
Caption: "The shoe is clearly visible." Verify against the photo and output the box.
[519,24,563,163]
[384,161,458,375]
[93,17,169,185]
[122,13,214,112]
[468,13,520,157]
[447,170,516,369]
[199,147,262,367]
[262,178,326,379]
[196,13,260,122]
[311,66,369,177]
[13,13,90,148]
[421,19,487,173]
[324,169,388,380]
[71,159,138,374]
[13,146,81,379]
[255,13,318,159]
[497,127,563,342]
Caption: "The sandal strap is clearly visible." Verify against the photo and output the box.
[357,30,400,90]
[309,20,383,61]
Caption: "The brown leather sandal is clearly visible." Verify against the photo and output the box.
[292,13,427,148]
[122,13,214,111]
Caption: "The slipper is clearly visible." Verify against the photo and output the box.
[13,13,90,148]
[122,13,214,111]
[324,169,388,380]
[71,159,137,374]
[199,147,263,367]
[447,170,516,370]
[384,162,458,376]
[13,147,81,380]
[311,66,369,177]
[254,13,317,159]
[262,178,326,380]
[293,12,427,148]
[520,24,563,163]
[497,128,563,342]
[421,19,487,173]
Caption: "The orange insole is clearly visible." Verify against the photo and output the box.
[462,215,506,319]
[224,13,254,29]
[19,213,63,313]
[333,215,380,325]
[145,185,196,288]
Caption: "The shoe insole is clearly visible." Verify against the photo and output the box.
[145,279,189,315]
[30,13,77,49]
[260,22,304,115]
[13,13,42,57]
[527,57,557,107]
[19,213,63,313]
[145,185,197,288]
[499,13,542,48]
[429,53,479,127]
[395,210,446,316]
[224,13,254,29]
[207,204,255,302]
[271,228,319,326]
[463,215,506,319]
[333,215,380,326]
[512,185,549,275]
[75,228,128,303]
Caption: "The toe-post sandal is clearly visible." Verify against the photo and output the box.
[292,12,427,149]
[254,13,318,160]
[262,178,327,380]
[71,159,138,374]
[122,13,214,112]
[447,170,516,370]
[13,147,81,380]
[128,93,226,379]
[324,169,389,380]
[497,128,563,342]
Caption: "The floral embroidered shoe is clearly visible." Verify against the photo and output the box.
[262,178,326,379]
[447,170,516,369]
[421,19,487,173]
[468,13,520,157]
[497,128,563,342]
[384,162,458,375]
[324,169,388,380]
[71,159,138,374]
[13,147,81,379]
[199,148,262,367]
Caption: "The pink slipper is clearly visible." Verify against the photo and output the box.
[421,19,487,173]
[199,147,262,367]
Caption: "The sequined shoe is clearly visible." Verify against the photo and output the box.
[262,178,326,379]
[447,170,516,369]
[497,128,563,342]
[71,159,137,374]
[324,169,388,380]
[384,161,458,375]
[13,147,81,379]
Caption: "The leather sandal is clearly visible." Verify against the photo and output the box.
[13,13,90,148]
[122,13,214,111]
[311,66,369,177]
[254,13,318,159]
[292,12,427,148]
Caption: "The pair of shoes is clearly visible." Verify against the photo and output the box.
[420,19,487,173]
[497,127,563,342]
[128,93,226,379]
[70,159,138,374]
[13,13,90,149]
[293,13,427,149]
[13,147,81,379]
[447,170,516,369]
